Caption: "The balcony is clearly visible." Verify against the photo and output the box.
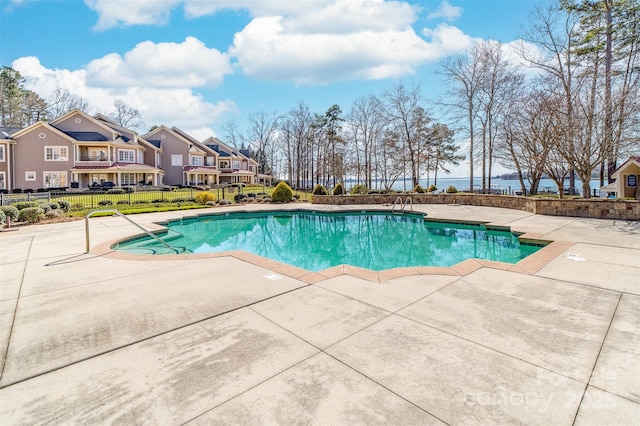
[75,155,111,167]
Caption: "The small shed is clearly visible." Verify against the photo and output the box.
[601,157,640,199]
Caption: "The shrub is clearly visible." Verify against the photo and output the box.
[107,188,125,194]
[117,200,130,205]
[0,210,5,226]
[205,200,216,206]
[18,207,45,223]
[194,192,216,205]
[45,209,64,219]
[427,184,437,193]
[71,203,85,211]
[1,205,20,222]
[57,200,71,212]
[312,184,328,195]
[234,194,247,203]
[38,203,51,214]
[413,184,424,193]
[333,183,345,195]
[446,185,458,193]
[218,199,231,205]
[98,199,113,206]
[247,192,257,198]
[271,182,293,202]
[350,184,368,195]
[12,201,39,210]
[48,201,60,210]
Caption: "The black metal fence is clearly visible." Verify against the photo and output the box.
[0,188,207,209]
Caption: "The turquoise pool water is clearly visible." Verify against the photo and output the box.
[114,210,543,271]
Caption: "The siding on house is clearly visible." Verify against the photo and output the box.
[1,108,270,192]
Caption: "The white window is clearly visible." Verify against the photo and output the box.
[25,171,36,181]
[138,151,144,164]
[43,172,67,188]
[0,145,5,162]
[45,146,68,161]
[206,156,215,166]
[191,156,203,166]
[121,173,136,185]
[171,155,183,166]
[118,149,135,163]
[0,172,5,189]
[232,161,240,169]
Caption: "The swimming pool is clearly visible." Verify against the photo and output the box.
[113,210,544,272]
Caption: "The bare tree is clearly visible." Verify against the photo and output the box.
[345,95,385,188]
[246,111,279,175]
[109,99,144,129]
[439,48,483,192]
[279,101,314,188]
[46,87,89,120]
[379,82,430,189]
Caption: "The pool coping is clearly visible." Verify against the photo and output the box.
[92,208,573,283]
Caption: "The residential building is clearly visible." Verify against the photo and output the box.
[143,126,220,186]
[202,136,263,185]
[0,108,271,192]
[1,109,163,192]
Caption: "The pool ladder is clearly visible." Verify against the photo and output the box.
[391,196,413,214]
[85,209,187,254]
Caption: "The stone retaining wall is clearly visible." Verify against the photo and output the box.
[311,194,640,220]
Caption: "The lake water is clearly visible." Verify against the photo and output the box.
[349,177,603,195]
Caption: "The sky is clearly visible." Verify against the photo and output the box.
[1,0,541,175]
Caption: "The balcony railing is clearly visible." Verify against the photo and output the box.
[78,156,109,161]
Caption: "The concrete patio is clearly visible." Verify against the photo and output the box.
[0,203,638,424]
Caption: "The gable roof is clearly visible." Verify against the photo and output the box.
[51,109,120,138]
[10,121,78,143]
[611,157,640,179]
[0,127,22,138]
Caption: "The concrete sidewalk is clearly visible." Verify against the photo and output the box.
[1,204,638,424]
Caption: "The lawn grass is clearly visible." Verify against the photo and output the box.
[60,185,311,217]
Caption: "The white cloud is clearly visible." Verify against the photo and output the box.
[84,0,181,30]
[12,56,235,134]
[231,15,439,85]
[228,1,475,85]
[427,1,463,21]
[81,0,479,85]
[85,37,232,89]
[421,24,476,57]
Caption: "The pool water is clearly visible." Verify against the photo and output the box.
[114,210,544,271]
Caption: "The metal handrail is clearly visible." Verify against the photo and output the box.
[403,196,413,212]
[85,209,175,253]
[391,196,413,214]
[391,196,403,214]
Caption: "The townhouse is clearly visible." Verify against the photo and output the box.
[143,125,220,187]
[0,109,270,192]
[201,136,260,185]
